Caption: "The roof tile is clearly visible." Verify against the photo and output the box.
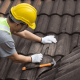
[0,58,12,80]
[56,59,80,78]
[0,0,11,17]
[6,61,23,80]
[28,33,44,55]
[33,0,43,15]
[52,0,65,15]
[55,67,80,80]
[38,68,57,80]
[20,63,38,80]
[75,0,80,14]
[70,34,79,51]
[47,15,61,34]
[73,15,80,33]
[40,0,54,15]
[63,0,76,15]
[36,56,53,78]
[60,15,73,34]
[55,34,71,56]
[35,15,50,34]
[51,0,60,14]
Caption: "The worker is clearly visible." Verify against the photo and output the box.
[0,3,57,63]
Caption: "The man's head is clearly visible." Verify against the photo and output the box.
[8,3,37,33]
[8,14,28,32]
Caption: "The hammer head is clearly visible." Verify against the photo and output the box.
[53,59,56,66]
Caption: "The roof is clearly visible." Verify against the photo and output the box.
[0,0,80,80]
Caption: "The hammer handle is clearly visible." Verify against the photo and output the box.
[39,63,51,67]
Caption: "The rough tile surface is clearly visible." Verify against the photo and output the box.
[0,0,80,80]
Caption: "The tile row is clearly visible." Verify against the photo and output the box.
[55,47,80,80]
[0,33,80,80]
[1,0,80,16]
[35,15,80,34]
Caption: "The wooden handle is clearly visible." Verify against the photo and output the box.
[39,63,51,67]
[22,67,26,70]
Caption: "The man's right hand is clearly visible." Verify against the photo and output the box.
[31,53,43,63]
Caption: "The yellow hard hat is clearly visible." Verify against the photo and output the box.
[10,3,37,29]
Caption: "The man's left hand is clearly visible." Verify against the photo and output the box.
[41,35,57,44]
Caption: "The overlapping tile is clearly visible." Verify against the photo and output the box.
[63,0,76,15]
[51,0,65,15]
[0,58,12,80]
[35,15,50,34]
[55,67,80,80]
[73,15,80,33]
[40,0,53,15]
[55,34,71,56]
[0,0,80,80]
[60,15,73,34]
[47,15,61,34]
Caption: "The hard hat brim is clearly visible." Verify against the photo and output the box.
[29,23,36,29]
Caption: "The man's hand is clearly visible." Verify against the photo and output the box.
[41,35,57,44]
[31,53,43,63]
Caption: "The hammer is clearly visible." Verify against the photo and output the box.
[22,59,56,71]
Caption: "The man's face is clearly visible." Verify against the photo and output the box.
[15,23,28,32]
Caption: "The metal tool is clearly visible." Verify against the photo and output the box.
[22,59,56,71]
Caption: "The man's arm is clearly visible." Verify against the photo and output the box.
[8,51,43,63]
[13,30,42,42]
[8,51,32,63]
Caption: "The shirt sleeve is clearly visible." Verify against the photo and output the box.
[0,41,16,57]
